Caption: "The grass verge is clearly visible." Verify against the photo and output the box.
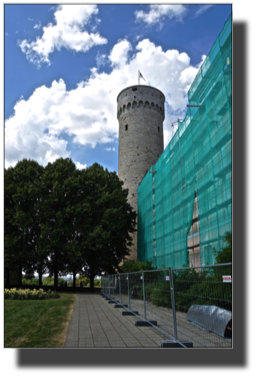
[4,292,76,348]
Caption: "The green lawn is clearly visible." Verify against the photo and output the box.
[4,293,76,348]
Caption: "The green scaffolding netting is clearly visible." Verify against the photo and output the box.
[138,14,232,269]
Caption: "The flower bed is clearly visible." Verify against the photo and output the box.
[4,288,60,300]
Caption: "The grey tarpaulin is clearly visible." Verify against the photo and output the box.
[186,305,232,338]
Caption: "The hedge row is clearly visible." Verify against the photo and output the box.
[4,288,60,300]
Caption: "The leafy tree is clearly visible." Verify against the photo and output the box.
[62,169,85,289]
[94,279,101,287]
[4,159,44,286]
[42,276,65,286]
[22,276,38,286]
[5,166,20,286]
[212,232,232,264]
[76,163,136,289]
[76,275,90,287]
[120,259,156,273]
[38,158,77,289]
[5,158,137,291]
[30,174,49,287]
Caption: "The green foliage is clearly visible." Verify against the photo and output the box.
[135,266,232,312]
[74,276,101,287]
[22,275,102,288]
[76,163,136,287]
[138,280,171,308]
[4,267,19,285]
[41,277,55,286]
[42,277,65,286]
[174,279,232,313]
[39,158,77,288]
[76,275,90,287]
[94,279,101,287]
[212,232,232,264]
[120,259,156,273]
[5,158,136,289]
[4,159,45,285]
[4,288,60,300]
[22,277,38,286]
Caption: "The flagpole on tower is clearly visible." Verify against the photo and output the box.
[138,70,145,85]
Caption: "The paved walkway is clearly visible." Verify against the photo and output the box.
[64,294,164,348]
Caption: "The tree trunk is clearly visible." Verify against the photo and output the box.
[54,252,58,290]
[38,265,42,287]
[73,272,76,291]
[18,265,22,287]
[90,274,94,292]
[6,268,10,288]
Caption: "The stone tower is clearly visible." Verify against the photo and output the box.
[117,85,165,260]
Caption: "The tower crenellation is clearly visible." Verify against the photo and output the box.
[117,84,165,260]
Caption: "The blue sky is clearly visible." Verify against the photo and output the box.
[5,4,232,172]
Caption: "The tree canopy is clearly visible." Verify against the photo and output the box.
[212,232,232,264]
[4,158,136,289]
[120,259,156,273]
[4,159,45,285]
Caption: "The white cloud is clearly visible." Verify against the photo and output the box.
[96,52,107,68]
[199,55,207,66]
[135,5,187,27]
[109,39,132,68]
[75,162,87,170]
[33,22,42,29]
[19,5,107,68]
[5,38,203,168]
[105,148,116,152]
[195,5,214,17]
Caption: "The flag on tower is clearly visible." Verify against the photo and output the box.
[139,71,145,80]
[138,70,146,81]
[138,70,146,84]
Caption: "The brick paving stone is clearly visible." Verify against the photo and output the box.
[64,293,164,348]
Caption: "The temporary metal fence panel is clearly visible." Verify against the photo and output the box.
[110,275,114,300]
[143,269,175,339]
[112,275,118,301]
[101,263,232,348]
[137,14,232,269]
[108,275,115,301]
[128,271,143,315]
[172,263,232,347]
[119,273,129,307]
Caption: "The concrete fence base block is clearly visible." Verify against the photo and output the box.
[135,321,157,327]
[115,304,128,308]
[105,297,111,300]
[122,311,138,316]
[108,300,116,304]
[161,340,193,348]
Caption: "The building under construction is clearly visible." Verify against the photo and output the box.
[137,14,232,269]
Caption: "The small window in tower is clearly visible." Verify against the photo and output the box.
[132,87,137,91]
[125,124,128,131]
[158,126,160,132]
